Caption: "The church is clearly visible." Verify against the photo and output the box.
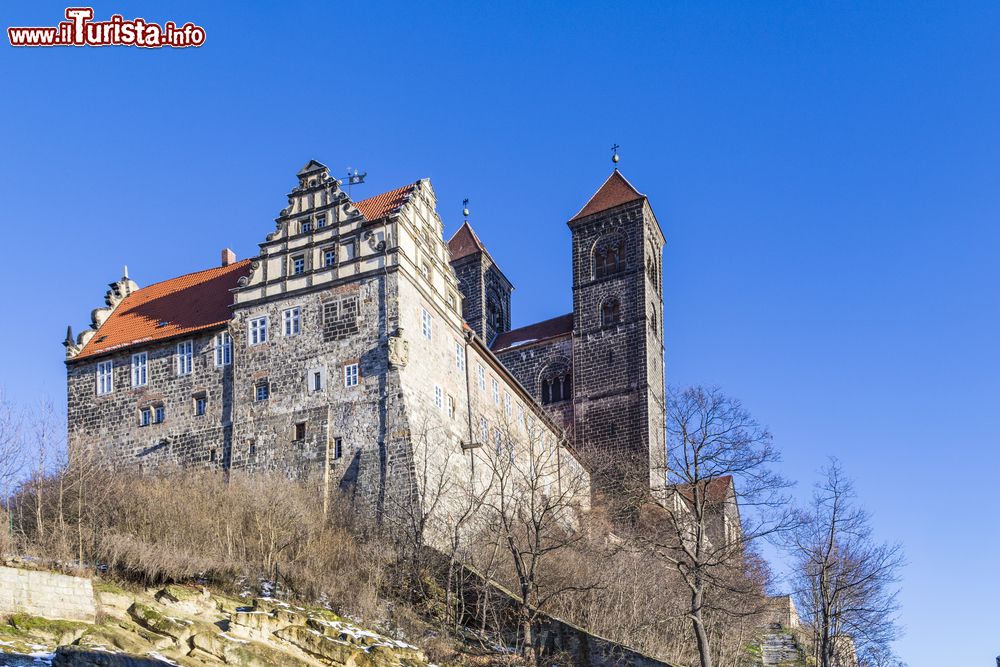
[63,160,667,526]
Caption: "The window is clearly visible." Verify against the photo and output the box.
[248,439,257,457]
[601,298,621,327]
[479,416,488,444]
[310,369,325,392]
[316,215,326,229]
[154,406,165,424]
[301,220,312,234]
[477,364,486,391]
[209,448,217,463]
[455,342,465,371]
[176,340,193,375]
[131,352,147,387]
[421,308,432,340]
[283,307,301,336]
[323,248,336,268]
[248,316,268,345]
[434,385,443,410]
[341,239,356,261]
[492,378,499,405]
[541,365,572,405]
[517,404,525,428]
[493,428,503,455]
[255,380,270,402]
[594,235,626,278]
[333,437,343,460]
[421,263,431,282]
[344,363,359,387]
[294,422,306,441]
[195,396,207,416]
[448,292,457,312]
[139,407,151,426]
[447,395,455,419]
[96,360,113,395]
[291,255,305,275]
[504,392,512,417]
[214,332,232,366]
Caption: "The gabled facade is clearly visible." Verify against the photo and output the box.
[65,161,589,536]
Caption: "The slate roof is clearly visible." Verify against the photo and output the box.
[491,313,573,352]
[570,169,646,222]
[74,259,253,360]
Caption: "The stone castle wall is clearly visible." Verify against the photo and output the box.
[0,566,96,622]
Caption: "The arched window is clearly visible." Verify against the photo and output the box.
[487,288,504,333]
[593,235,626,278]
[601,298,621,327]
[540,363,572,405]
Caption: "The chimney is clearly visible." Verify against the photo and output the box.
[221,248,236,267]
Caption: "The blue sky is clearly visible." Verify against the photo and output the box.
[2,2,998,664]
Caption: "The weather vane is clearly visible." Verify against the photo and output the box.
[611,144,620,166]
[344,166,367,196]
[462,198,470,221]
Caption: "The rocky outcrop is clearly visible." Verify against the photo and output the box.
[0,582,429,667]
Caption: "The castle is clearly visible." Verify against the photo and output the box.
[64,160,668,527]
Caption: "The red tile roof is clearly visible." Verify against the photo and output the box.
[570,170,646,222]
[491,313,573,352]
[448,221,490,261]
[74,260,252,360]
[353,182,418,221]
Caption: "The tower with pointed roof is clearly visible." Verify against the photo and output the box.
[568,169,667,507]
[447,221,513,345]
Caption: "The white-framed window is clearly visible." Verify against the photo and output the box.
[421,308,432,340]
[492,378,500,405]
[301,220,312,234]
[176,340,193,376]
[455,342,465,371]
[477,363,486,391]
[517,403,525,428]
[139,407,151,426]
[504,391,512,417]
[316,214,326,229]
[96,360,113,396]
[291,255,306,275]
[195,396,207,416]
[248,316,268,345]
[479,416,488,444]
[493,428,503,455]
[447,395,455,419]
[154,405,165,424]
[333,437,343,459]
[434,385,443,410]
[283,307,301,336]
[344,363,359,387]
[214,332,232,366]
[131,352,148,387]
[323,248,336,268]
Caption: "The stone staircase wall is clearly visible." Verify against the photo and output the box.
[0,565,96,622]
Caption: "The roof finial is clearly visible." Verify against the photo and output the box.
[611,143,620,167]
[462,198,470,221]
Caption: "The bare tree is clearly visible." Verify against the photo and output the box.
[645,385,795,667]
[477,413,590,663]
[0,391,25,554]
[789,459,904,667]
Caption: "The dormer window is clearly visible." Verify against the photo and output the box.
[292,255,305,275]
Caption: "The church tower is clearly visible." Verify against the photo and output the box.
[448,221,513,344]
[568,170,667,507]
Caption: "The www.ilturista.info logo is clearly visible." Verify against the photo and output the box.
[8,8,205,48]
